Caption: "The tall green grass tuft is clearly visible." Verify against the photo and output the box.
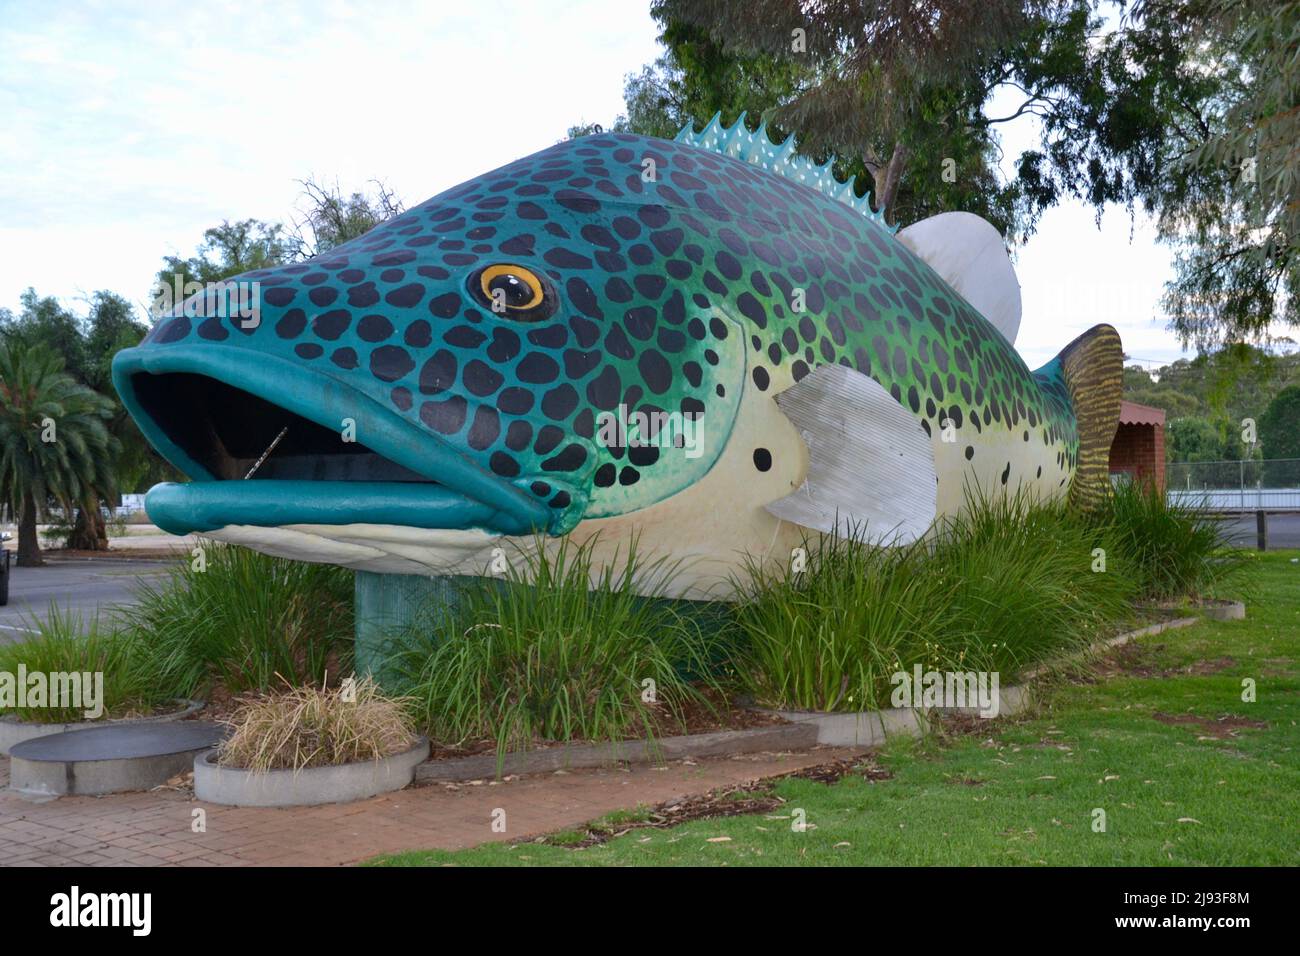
[1096,479,1249,600]
[730,528,955,712]
[731,492,1138,712]
[0,607,175,722]
[120,542,354,697]
[932,491,1138,674]
[391,535,718,762]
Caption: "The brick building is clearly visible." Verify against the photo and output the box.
[1108,400,1167,491]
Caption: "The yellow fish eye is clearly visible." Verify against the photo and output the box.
[478,264,545,312]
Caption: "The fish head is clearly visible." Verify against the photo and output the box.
[112,134,748,553]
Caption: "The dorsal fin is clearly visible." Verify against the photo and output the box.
[897,212,1022,345]
[675,112,896,231]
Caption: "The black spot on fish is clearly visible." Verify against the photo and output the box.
[605,324,635,360]
[638,350,672,394]
[566,277,603,319]
[506,421,533,451]
[370,346,414,383]
[420,395,467,435]
[275,309,305,339]
[405,320,433,347]
[538,442,585,473]
[385,284,425,308]
[587,365,621,410]
[489,451,520,477]
[428,293,461,318]
[418,350,458,394]
[359,315,394,342]
[542,384,579,420]
[463,359,504,397]
[516,352,560,384]
[487,327,520,363]
[313,310,351,340]
[624,307,656,340]
[544,248,592,270]
[444,326,486,348]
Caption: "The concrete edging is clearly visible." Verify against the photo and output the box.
[1201,600,1246,621]
[0,699,205,756]
[194,737,431,806]
[416,723,819,784]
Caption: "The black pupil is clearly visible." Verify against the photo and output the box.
[488,273,535,308]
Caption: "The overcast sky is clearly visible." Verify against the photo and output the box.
[0,0,1207,369]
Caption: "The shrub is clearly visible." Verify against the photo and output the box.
[0,607,176,722]
[1097,479,1249,600]
[930,491,1138,674]
[120,542,354,697]
[730,529,957,712]
[390,535,718,761]
[216,677,417,771]
[731,492,1138,712]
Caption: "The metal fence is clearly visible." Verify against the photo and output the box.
[1166,458,1300,511]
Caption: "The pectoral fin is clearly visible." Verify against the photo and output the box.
[764,364,937,543]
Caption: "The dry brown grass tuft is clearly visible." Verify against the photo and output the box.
[216,677,418,771]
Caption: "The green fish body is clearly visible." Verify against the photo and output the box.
[113,116,1122,597]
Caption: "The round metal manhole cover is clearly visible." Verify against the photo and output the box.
[9,721,224,762]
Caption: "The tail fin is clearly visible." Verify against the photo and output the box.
[1057,324,1124,511]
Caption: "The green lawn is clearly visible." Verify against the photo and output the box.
[371,551,1300,867]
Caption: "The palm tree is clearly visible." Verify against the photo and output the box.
[0,343,118,566]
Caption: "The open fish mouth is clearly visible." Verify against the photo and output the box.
[111,344,552,536]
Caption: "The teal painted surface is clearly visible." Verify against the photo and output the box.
[113,117,1085,544]
[113,343,549,533]
[145,479,523,536]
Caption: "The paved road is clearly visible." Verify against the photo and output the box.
[1219,512,1300,550]
[0,558,179,642]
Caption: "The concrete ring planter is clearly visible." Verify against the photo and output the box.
[0,698,205,756]
[194,737,429,807]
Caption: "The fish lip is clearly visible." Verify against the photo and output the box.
[111,343,551,536]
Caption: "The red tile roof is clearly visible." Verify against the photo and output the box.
[1118,400,1166,426]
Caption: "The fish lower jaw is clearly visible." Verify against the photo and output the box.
[200,523,506,576]
[144,479,541,538]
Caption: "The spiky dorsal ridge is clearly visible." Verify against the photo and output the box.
[675,111,897,232]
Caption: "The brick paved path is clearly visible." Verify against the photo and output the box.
[0,747,856,866]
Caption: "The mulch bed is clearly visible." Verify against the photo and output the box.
[1152,712,1268,739]
[534,754,893,848]
[1080,641,1238,681]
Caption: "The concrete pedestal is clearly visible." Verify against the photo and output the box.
[353,571,477,686]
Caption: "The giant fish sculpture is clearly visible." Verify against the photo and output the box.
[113,115,1122,598]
